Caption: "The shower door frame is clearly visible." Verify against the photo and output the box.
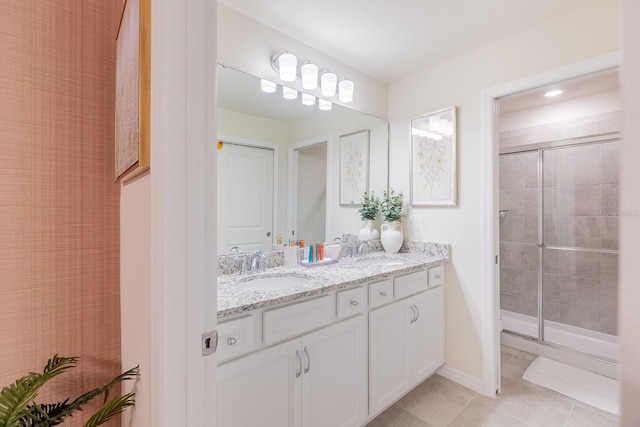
[500,134,621,356]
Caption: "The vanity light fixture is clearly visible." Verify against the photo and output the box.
[338,78,354,103]
[301,62,319,90]
[301,93,316,106]
[544,89,563,97]
[260,79,277,93]
[318,99,332,111]
[282,86,298,100]
[276,52,297,82]
[320,71,337,97]
[270,51,355,104]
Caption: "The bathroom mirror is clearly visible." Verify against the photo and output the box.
[217,64,389,254]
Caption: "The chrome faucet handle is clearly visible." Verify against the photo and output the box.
[239,255,250,275]
[250,252,265,272]
[357,241,371,256]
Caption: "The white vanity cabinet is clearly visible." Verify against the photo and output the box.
[368,268,445,416]
[217,314,367,427]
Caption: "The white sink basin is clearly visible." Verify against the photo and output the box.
[237,275,310,291]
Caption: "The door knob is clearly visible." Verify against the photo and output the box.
[267,232,272,237]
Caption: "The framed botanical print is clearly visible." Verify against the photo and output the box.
[340,129,370,205]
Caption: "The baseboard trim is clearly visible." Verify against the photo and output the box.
[436,364,485,394]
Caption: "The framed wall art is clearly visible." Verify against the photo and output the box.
[340,129,370,205]
[410,106,457,206]
[115,0,151,182]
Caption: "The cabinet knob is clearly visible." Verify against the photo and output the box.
[379,291,387,297]
[226,337,238,345]
[350,299,359,306]
[435,274,442,279]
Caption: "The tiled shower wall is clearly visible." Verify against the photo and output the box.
[499,118,620,336]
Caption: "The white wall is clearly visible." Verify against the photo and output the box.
[500,89,620,132]
[289,109,389,240]
[619,1,640,424]
[297,144,327,244]
[217,4,388,119]
[388,0,620,385]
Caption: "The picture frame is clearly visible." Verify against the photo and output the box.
[339,129,370,205]
[115,0,151,182]
[410,106,457,206]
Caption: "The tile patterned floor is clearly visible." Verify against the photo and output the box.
[366,345,620,427]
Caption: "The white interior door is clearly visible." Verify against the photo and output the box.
[218,143,274,253]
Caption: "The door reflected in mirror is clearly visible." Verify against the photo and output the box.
[217,65,389,255]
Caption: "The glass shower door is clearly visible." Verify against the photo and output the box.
[541,141,619,360]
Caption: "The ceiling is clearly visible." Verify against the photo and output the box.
[218,0,592,82]
[499,70,620,113]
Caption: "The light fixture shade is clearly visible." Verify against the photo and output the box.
[260,79,277,93]
[320,72,337,97]
[544,89,563,97]
[318,99,332,111]
[338,79,354,103]
[278,52,297,82]
[301,93,316,106]
[282,86,298,100]
[301,63,319,90]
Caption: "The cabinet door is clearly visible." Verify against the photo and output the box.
[369,299,413,415]
[409,286,445,380]
[301,315,367,427]
[217,339,301,427]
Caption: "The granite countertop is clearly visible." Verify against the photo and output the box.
[217,242,450,319]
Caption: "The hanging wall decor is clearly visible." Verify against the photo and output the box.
[410,106,457,206]
[115,0,151,182]
[340,129,370,205]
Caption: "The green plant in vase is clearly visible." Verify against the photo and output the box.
[357,191,380,241]
[380,189,405,253]
[0,354,139,427]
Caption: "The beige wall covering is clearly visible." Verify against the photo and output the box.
[0,1,123,425]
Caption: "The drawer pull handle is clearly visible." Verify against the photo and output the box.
[295,350,302,378]
[350,298,359,306]
[409,304,417,324]
[303,347,311,374]
[226,337,237,345]
[435,274,442,279]
[414,304,420,323]
[379,291,387,297]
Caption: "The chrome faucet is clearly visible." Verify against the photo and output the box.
[250,252,265,273]
[357,241,371,256]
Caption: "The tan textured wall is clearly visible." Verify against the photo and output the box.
[0,1,123,425]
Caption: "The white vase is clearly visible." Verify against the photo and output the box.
[358,221,379,241]
[380,222,403,253]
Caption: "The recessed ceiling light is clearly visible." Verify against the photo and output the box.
[544,89,563,97]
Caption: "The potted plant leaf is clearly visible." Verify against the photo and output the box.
[380,189,405,253]
[0,354,139,427]
[357,191,380,241]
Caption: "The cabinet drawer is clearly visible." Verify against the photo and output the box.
[369,279,394,308]
[394,270,428,300]
[337,286,366,319]
[217,316,256,362]
[428,265,445,288]
[263,296,333,345]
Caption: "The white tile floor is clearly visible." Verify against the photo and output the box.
[366,345,620,427]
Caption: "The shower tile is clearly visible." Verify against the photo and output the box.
[560,304,601,331]
[524,188,538,216]
[524,216,538,243]
[560,216,602,249]
[543,187,559,216]
[569,277,602,301]
[524,270,539,298]
[499,188,525,215]
[500,242,525,270]
[524,245,539,271]
[557,153,600,186]
[500,159,524,189]
[501,293,525,313]
[543,273,561,298]
[543,157,558,188]
[601,253,618,281]
[524,298,538,317]
[543,249,560,274]
[602,280,618,296]
[501,268,525,296]
[600,184,619,213]
[558,251,601,280]
[543,216,561,246]
[601,218,619,250]
[559,185,602,216]
[600,150,619,184]
[524,156,539,188]
[501,215,525,242]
